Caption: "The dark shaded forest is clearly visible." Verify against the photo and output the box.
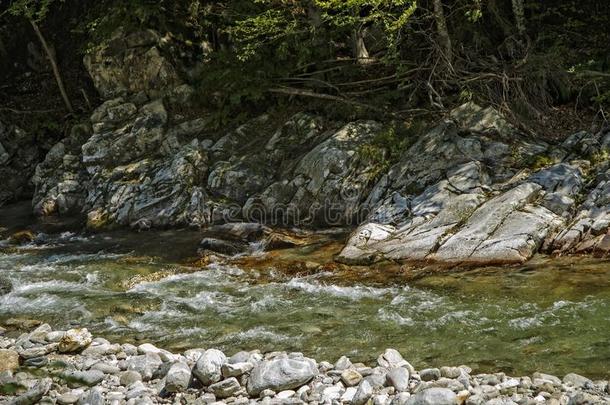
[1,0,609,141]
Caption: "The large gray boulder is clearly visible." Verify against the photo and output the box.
[247,357,318,396]
[193,349,227,386]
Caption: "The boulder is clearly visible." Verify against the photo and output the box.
[193,349,227,386]
[164,362,191,393]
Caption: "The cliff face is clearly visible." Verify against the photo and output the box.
[20,30,610,264]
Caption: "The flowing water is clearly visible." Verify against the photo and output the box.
[1,203,609,379]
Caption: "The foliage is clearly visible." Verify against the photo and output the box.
[2,0,609,127]
[7,0,62,21]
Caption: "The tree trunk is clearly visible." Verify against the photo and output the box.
[29,18,74,114]
[432,0,452,63]
[352,28,372,65]
[511,0,526,35]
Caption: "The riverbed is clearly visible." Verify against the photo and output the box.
[1,203,609,379]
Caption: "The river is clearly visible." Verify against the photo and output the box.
[1,202,609,379]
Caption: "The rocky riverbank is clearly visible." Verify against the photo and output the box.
[0,28,607,267]
[0,325,608,405]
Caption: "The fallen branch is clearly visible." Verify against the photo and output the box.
[29,18,74,114]
[268,86,386,113]
[0,107,61,114]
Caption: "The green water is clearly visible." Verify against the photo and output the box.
[0,208,609,379]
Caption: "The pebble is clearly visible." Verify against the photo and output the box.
[420,368,441,382]
[119,370,142,386]
[1,327,607,405]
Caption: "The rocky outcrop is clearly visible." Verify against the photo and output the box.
[30,29,610,265]
[338,105,609,265]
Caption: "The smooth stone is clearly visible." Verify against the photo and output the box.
[119,370,142,386]
[406,387,457,405]
[387,367,410,392]
[420,368,441,382]
[378,349,411,371]
[341,369,363,387]
[209,377,242,398]
[353,380,374,405]
[23,356,48,368]
[8,377,52,405]
[46,330,66,343]
[563,373,592,388]
[125,353,162,381]
[532,372,562,386]
[19,347,49,359]
[61,369,105,387]
[340,387,357,402]
[247,358,317,396]
[57,393,79,405]
[335,355,352,370]
[276,390,296,399]
[79,387,104,405]
[194,349,227,385]
[497,378,520,391]
[391,392,411,405]
[90,362,120,374]
[439,366,461,379]
[364,368,388,389]
[28,324,52,344]
[221,361,253,378]
[58,329,92,353]
[259,389,276,398]
[374,393,390,405]
[165,362,191,393]
[0,349,20,372]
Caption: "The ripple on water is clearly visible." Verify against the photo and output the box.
[285,278,396,300]
[223,326,296,345]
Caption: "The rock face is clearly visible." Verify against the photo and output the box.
[338,105,609,265]
[29,28,610,265]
